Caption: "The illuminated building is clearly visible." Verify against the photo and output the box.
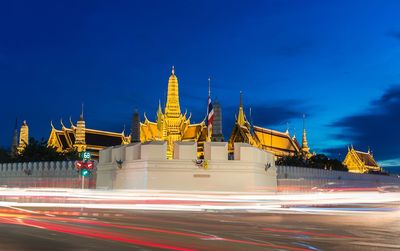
[140,67,208,159]
[228,92,311,158]
[343,146,381,173]
[47,109,130,158]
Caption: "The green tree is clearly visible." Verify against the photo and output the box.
[276,153,308,167]
[15,137,79,162]
[0,147,11,163]
[276,153,348,171]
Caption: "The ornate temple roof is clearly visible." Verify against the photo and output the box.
[343,147,380,173]
[253,126,301,154]
[354,150,379,167]
[49,125,129,154]
[228,93,304,157]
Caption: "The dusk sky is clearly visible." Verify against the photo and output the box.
[1,1,399,171]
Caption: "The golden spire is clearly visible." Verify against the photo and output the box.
[237,91,246,126]
[165,66,181,118]
[17,120,29,154]
[157,99,163,116]
[301,114,310,154]
[75,105,86,152]
[156,99,163,131]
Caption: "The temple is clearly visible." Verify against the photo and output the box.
[228,92,312,158]
[342,146,381,173]
[140,67,208,159]
[47,109,130,158]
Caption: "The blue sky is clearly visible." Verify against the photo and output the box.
[0,1,399,172]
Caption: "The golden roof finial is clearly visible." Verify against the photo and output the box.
[157,99,163,124]
[60,118,66,129]
[171,65,175,75]
[301,114,310,153]
[240,90,243,108]
[69,116,74,127]
[237,91,246,126]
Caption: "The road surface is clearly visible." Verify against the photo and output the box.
[0,189,398,250]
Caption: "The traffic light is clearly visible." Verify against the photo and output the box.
[81,168,90,177]
[74,160,94,177]
[75,160,83,170]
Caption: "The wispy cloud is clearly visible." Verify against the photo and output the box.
[387,30,400,40]
[329,85,400,161]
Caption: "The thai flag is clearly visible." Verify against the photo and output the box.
[207,94,214,139]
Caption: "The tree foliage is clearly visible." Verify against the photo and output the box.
[276,153,348,171]
[0,137,79,163]
[0,148,11,163]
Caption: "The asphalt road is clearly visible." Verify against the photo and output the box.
[0,205,399,251]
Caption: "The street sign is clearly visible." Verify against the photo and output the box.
[81,151,91,160]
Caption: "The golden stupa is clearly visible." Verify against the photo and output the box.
[140,67,208,159]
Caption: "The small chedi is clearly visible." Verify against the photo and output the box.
[11,119,29,157]
[342,146,381,173]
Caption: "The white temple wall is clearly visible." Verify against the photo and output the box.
[141,141,167,160]
[96,142,277,191]
[204,142,228,160]
[99,147,112,164]
[125,143,141,161]
[173,142,197,160]
[111,145,126,163]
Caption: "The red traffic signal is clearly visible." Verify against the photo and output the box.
[74,160,95,170]
[86,161,94,170]
[74,160,95,177]
[74,160,83,169]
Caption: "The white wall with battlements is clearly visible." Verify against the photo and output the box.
[96,142,277,192]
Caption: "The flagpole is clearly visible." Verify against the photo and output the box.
[207,77,211,142]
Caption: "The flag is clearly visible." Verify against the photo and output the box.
[207,78,214,141]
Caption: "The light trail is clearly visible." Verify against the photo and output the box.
[0,188,399,215]
[0,212,318,251]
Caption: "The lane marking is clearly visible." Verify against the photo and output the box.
[4,206,38,214]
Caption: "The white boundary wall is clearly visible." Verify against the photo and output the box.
[0,161,96,188]
[277,165,400,192]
